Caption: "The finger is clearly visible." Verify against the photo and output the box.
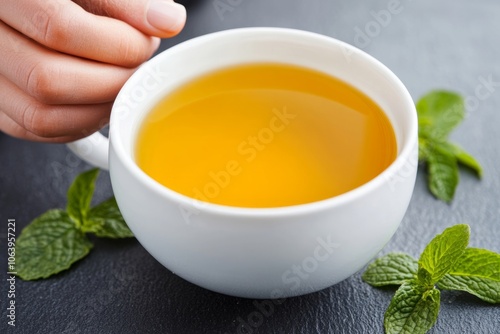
[0,112,84,143]
[0,75,112,139]
[0,0,160,67]
[0,21,138,105]
[73,0,187,38]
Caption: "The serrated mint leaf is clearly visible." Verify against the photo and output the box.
[416,90,482,202]
[417,91,464,141]
[447,143,483,178]
[16,169,133,281]
[427,143,459,202]
[66,168,100,227]
[417,268,433,288]
[384,281,440,334]
[16,209,93,280]
[362,253,418,287]
[366,225,496,333]
[418,224,470,284]
[86,197,134,238]
[437,248,500,303]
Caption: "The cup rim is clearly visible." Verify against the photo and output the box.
[110,27,418,217]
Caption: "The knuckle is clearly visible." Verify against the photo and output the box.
[25,61,59,103]
[22,103,56,138]
[29,2,69,47]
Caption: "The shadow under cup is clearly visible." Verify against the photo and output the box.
[107,28,418,298]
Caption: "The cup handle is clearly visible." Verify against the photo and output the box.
[66,132,110,170]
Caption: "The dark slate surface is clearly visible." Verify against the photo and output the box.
[1,0,500,333]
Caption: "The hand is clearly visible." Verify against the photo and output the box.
[0,0,186,142]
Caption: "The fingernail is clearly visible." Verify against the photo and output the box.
[147,1,186,32]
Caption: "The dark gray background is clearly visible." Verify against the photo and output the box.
[1,0,499,333]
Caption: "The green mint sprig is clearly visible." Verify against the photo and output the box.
[417,91,483,202]
[362,224,500,334]
[15,169,133,280]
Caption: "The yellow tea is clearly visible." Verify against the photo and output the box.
[135,63,397,208]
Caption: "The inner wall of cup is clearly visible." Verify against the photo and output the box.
[115,30,412,164]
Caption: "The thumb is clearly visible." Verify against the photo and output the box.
[74,0,186,38]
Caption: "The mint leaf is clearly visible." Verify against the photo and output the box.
[365,225,497,334]
[16,210,93,280]
[426,143,459,203]
[437,248,500,303]
[384,281,440,334]
[86,197,134,238]
[362,253,418,287]
[66,168,100,227]
[416,90,482,202]
[417,268,433,288]
[417,91,464,141]
[447,143,483,178]
[418,138,431,161]
[16,169,133,281]
[418,224,470,284]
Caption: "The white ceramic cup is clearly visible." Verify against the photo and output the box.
[67,27,418,299]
